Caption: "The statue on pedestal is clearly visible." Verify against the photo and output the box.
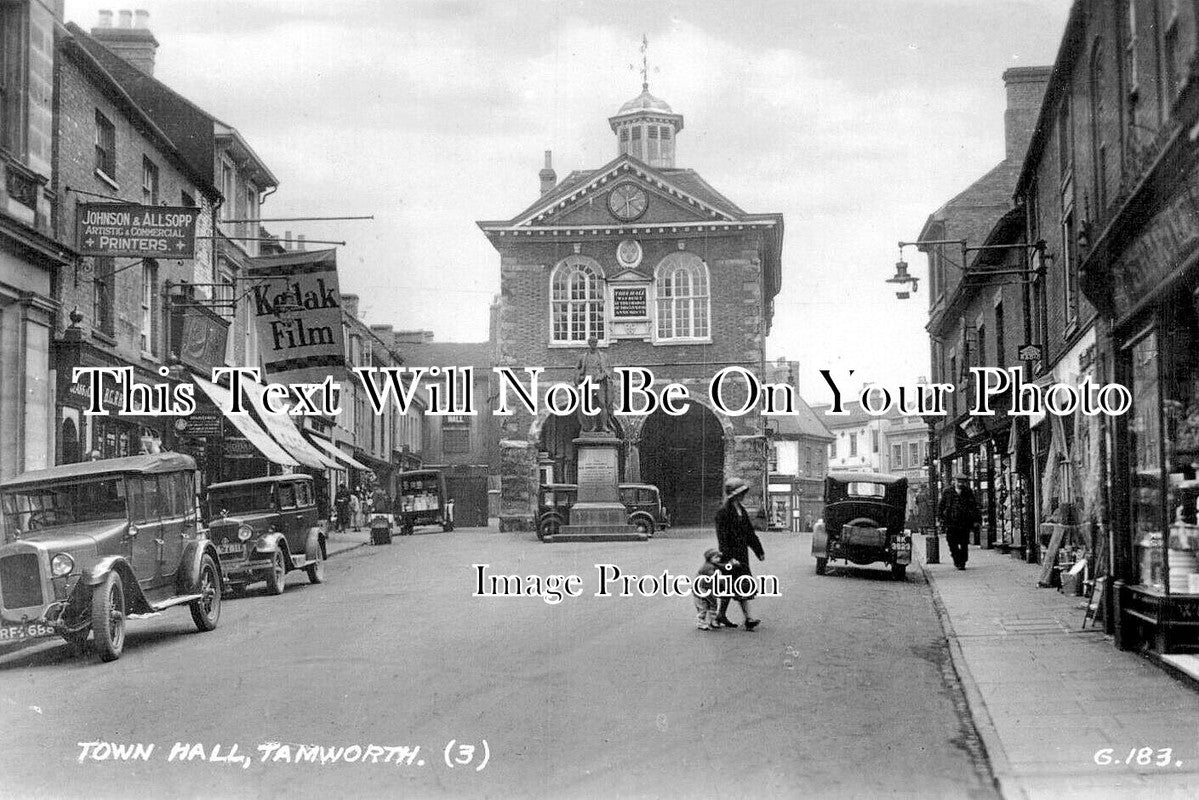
[576,336,613,435]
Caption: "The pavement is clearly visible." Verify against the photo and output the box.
[917,535,1199,800]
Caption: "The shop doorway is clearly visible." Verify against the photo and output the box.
[640,404,725,526]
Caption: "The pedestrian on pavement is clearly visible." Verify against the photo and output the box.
[714,477,764,631]
[693,548,723,631]
[349,491,362,531]
[939,473,981,570]
[334,486,350,533]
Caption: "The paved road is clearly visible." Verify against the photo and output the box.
[0,529,996,799]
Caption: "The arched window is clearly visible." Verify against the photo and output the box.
[655,253,710,341]
[550,256,605,343]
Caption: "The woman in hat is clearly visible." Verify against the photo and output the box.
[714,477,765,630]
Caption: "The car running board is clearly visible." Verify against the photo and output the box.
[128,594,203,618]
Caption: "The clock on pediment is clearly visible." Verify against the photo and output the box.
[607,183,648,222]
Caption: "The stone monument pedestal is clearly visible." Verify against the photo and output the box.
[546,433,646,542]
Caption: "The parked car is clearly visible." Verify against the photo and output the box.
[0,453,222,662]
[618,484,671,535]
[204,475,327,595]
[537,482,670,540]
[396,470,454,536]
[811,472,911,580]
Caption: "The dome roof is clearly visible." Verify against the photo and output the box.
[615,85,673,116]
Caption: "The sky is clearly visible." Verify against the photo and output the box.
[63,0,1073,404]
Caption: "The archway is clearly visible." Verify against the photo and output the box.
[639,403,725,526]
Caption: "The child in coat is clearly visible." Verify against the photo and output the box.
[693,548,724,630]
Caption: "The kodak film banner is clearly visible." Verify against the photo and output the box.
[245,249,347,384]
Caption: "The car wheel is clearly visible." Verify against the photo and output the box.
[224,582,246,599]
[632,517,652,537]
[892,564,907,581]
[190,555,222,631]
[538,518,559,542]
[815,557,827,576]
[306,556,326,585]
[91,571,125,662]
[264,550,286,595]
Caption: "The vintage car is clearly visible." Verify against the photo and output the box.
[811,472,911,580]
[0,453,222,662]
[537,482,670,540]
[396,469,454,536]
[204,475,327,595]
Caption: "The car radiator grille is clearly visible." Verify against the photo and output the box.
[0,553,43,608]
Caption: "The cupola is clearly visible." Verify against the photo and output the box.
[608,81,683,168]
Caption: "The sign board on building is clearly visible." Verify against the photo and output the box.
[1018,343,1043,362]
[612,286,648,318]
[170,304,229,376]
[245,249,347,384]
[76,203,199,259]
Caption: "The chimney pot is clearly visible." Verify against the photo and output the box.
[134,9,149,29]
[283,230,292,249]
[98,9,113,27]
[297,234,306,252]
[118,9,132,28]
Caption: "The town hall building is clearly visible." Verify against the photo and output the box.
[478,81,784,531]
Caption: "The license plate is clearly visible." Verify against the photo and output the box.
[0,622,57,642]
[216,542,244,555]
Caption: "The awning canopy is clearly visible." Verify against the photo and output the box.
[193,375,299,467]
[309,436,373,471]
[237,379,343,471]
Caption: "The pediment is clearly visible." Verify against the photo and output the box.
[515,156,737,228]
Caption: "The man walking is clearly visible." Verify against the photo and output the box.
[939,473,981,570]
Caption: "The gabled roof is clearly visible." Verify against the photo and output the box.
[771,394,835,441]
[68,23,278,191]
[61,26,219,200]
[809,400,903,427]
[492,153,749,228]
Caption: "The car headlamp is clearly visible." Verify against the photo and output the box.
[237,525,253,542]
[51,553,75,577]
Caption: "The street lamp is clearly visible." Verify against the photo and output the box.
[886,238,1046,298]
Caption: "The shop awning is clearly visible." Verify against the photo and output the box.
[309,436,373,471]
[193,376,299,467]
[237,380,344,471]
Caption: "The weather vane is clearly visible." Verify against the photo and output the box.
[629,34,657,90]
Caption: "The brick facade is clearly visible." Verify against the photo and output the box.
[481,102,783,530]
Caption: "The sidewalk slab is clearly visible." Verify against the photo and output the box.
[918,537,1199,799]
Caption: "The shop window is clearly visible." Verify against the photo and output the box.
[1129,331,1163,590]
[93,257,115,336]
[550,256,605,343]
[655,253,710,341]
[94,110,116,180]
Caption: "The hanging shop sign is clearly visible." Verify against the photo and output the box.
[1017,343,1043,362]
[170,303,229,376]
[76,203,199,259]
[245,248,347,384]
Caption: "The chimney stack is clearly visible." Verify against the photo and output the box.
[91,8,159,76]
[296,234,306,251]
[1002,66,1052,164]
[539,150,556,195]
[342,294,360,319]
